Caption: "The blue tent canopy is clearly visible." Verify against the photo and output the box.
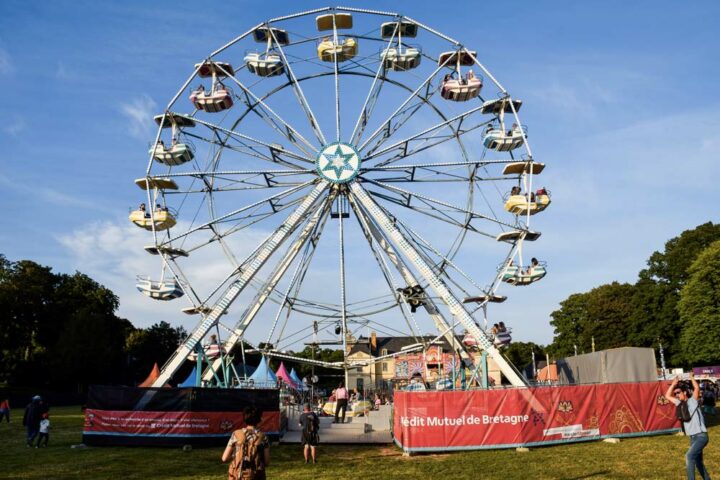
[247,356,277,388]
[178,366,198,387]
[289,368,306,391]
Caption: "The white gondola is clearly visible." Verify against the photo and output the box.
[150,141,194,166]
[381,47,421,71]
[462,332,479,349]
[190,61,234,113]
[136,275,184,300]
[493,329,512,346]
[439,50,481,101]
[187,342,226,360]
[244,52,284,77]
[150,114,195,166]
[246,27,288,77]
[379,20,421,71]
[502,262,547,286]
[441,76,482,101]
[190,85,233,113]
[483,126,526,152]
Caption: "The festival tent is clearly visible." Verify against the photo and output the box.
[139,363,161,387]
[247,356,277,387]
[275,362,297,388]
[289,368,306,390]
[178,366,198,388]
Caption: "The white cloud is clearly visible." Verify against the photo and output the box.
[2,116,25,136]
[0,173,107,211]
[0,47,12,75]
[55,61,75,81]
[120,95,157,140]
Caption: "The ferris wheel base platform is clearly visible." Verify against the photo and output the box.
[280,405,393,444]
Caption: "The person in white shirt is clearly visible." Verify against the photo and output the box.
[36,413,50,448]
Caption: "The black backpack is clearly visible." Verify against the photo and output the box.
[676,400,693,422]
[304,412,318,434]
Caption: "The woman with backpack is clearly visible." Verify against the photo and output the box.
[222,406,270,480]
[664,373,711,480]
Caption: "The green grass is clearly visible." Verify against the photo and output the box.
[0,406,717,479]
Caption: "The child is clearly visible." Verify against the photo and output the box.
[36,413,49,447]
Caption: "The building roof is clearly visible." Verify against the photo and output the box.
[348,335,463,357]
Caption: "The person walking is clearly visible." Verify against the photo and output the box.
[333,382,348,424]
[665,374,711,480]
[36,413,50,448]
[222,406,270,480]
[0,397,10,423]
[299,404,319,464]
[22,396,42,447]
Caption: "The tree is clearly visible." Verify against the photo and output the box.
[126,321,187,384]
[549,282,637,357]
[640,222,720,291]
[678,240,720,365]
[504,342,546,373]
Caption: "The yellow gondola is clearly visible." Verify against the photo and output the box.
[504,191,551,215]
[317,37,357,62]
[129,209,176,231]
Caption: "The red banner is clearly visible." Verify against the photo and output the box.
[393,382,678,452]
[83,409,281,437]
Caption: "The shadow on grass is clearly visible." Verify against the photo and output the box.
[559,471,611,480]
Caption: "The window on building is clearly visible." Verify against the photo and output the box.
[381,348,388,356]
[356,367,363,372]
[382,362,388,372]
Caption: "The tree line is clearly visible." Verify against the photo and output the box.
[0,255,186,390]
[2,221,718,389]
[506,221,720,370]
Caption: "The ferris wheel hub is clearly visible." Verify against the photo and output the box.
[315,142,361,184]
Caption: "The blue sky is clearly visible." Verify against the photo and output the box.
[1,1,719,348]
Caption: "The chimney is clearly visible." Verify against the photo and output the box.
[370,331,377,355]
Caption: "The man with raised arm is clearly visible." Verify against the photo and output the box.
[664,373,711,480]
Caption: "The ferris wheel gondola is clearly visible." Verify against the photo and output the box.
[131,7,550,390]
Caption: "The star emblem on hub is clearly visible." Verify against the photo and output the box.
[315,142,361,184]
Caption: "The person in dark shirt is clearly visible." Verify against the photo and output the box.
[22,396,42,447]
[299,404,319,464]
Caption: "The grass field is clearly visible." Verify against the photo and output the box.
[0,406,717,479]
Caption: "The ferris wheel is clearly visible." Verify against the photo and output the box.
[130,6,550,389]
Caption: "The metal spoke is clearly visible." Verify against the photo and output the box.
[337,190,349,383]
[172,113,314,168]
[201,193,334,383]
[349,24,398,145]
[164,181,316,245]
[364,105,489,167]
[357,51,455,152]
[349,181,527,387]
[269,25,327,146]
[364,178,518,235]
[214,63,319,156]
[332,15,341,141]
[154,181,330,387]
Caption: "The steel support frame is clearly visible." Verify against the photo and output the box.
[350,182,526,387]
